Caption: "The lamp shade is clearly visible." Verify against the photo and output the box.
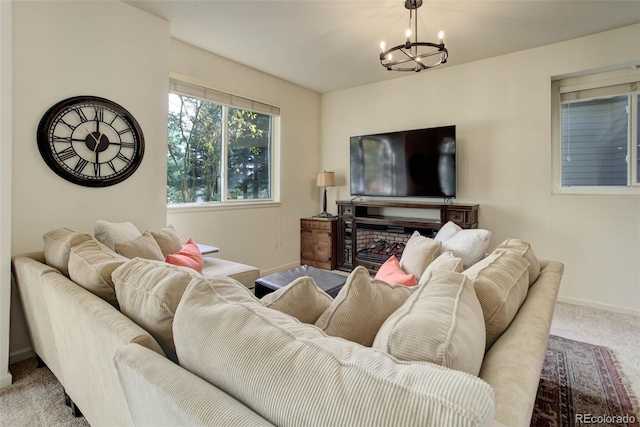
[316,171,335,187]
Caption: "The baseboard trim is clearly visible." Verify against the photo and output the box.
[9,347,34,365]
[557,296,640,317]
[259,261,301,277]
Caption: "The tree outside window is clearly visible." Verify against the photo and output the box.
[167,93,272,204]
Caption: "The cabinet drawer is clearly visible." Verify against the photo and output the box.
[446,210,466,223]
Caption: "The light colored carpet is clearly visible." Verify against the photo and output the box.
[0,302,637,426]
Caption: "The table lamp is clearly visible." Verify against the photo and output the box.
[316,171,335,218]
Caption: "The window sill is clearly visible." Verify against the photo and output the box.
[553,186,640,196]
[167,200,282,214]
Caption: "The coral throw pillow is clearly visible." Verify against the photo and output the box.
[165,238,204,273]
[375,256,417,287]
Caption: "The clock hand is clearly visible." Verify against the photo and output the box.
[85,127,99,143]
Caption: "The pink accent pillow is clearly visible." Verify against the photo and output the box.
[375,256,417,287]
[165,238,204,273]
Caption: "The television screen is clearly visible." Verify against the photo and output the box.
[350,125,456,198]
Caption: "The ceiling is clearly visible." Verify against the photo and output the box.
[124,0,640,94]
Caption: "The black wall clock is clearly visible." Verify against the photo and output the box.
[37,95,145,187]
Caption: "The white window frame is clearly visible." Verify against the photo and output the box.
[551,67,640,195]
[167,75,281,210]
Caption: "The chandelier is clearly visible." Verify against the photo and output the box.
[379,0,448,72]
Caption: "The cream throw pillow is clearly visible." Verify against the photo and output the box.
[494,238,540,286]
[373,270,485,376]
[115,232,165,261]
[315,266,413,347]
[149,225,183,257]
[435,221,491,268]
[399,231,442,281]
[42,228,93,276]
[94,220,141,251]
[173,276,496,427]
[112,258,238,363]
[419,250,463,285]
[463,250,531,348]
[261,276,333,324]
[68,239,127,305]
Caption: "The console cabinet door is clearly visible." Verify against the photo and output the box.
[300,219,336,270]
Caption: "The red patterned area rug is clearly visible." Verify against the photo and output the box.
[531,335,639,427]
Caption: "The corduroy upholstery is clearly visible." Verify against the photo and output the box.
[260,275,333,323]
[174,274,496,427]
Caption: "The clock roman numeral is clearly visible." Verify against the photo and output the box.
[93,106,104,122]
[120,142,135,149]
[116,153,129,163]
[93,162,100,177]
[106,161,117,173]
[52,136,72,144]
[74,158,89,174]
[73,108,88,123]
[60,119,77,131]
[117,128,132,136]
[57,147,77,161]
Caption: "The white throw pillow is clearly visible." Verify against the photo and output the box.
[398,231,442,281]
[148,224,183,257]
[315,266,413,347]
[435,221,491,268]
[373,270,486,376]
[94,220,141,251]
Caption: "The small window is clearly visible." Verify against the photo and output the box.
[167,79,279,205]
[553,71,640,194]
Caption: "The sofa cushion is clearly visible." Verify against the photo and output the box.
[434,222,492,269]
[494,239,540,286]
[68,239,127,305]
[173,276,496,427]
[399,231,441,280]
[260,276,333,324]
[94,220,141,251]
[200,257,260,289]
[42,228,93,276]
[149,224,183,257]
[373,270,485,376]
[374,255,417,287]
[315,266,413,347]
[165,238,204,273]
[463,250,531,348]
[419,250,463,285]
[112,258,218,363]
[115,232,165,261]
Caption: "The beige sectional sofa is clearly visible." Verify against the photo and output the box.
[12,225,563,427]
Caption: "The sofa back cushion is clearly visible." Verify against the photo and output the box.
[315,266,413,347]
[112,258,217,363]
[463,251,531,348]
[68,240,127,305]
[173,276,496,427]
[373,270,485,376]
[493,239,540,286]
[43,228,93,276]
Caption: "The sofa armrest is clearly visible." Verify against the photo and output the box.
[479,261,563,427]
[11,254,63,380]
[114,343,275,427]
[42,272,165,427]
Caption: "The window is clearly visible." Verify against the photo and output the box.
[553,70,639,194]
[167,78,279,205]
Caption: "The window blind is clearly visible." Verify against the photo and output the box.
[561,81,639,102]
[169,78,280,116]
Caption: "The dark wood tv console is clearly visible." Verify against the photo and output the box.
[336,200,479,273]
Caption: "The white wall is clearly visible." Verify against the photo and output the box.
[0,0,14,389]
[166,40,321,274]
[9,0,170,361]
[321,24,640,315]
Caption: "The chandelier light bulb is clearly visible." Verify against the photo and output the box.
[406,29,411,40]
[380,41,386,53]
[438,31,445,44]
[387,53,393,61]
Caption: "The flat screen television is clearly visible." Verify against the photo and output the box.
[350,125,456,198]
